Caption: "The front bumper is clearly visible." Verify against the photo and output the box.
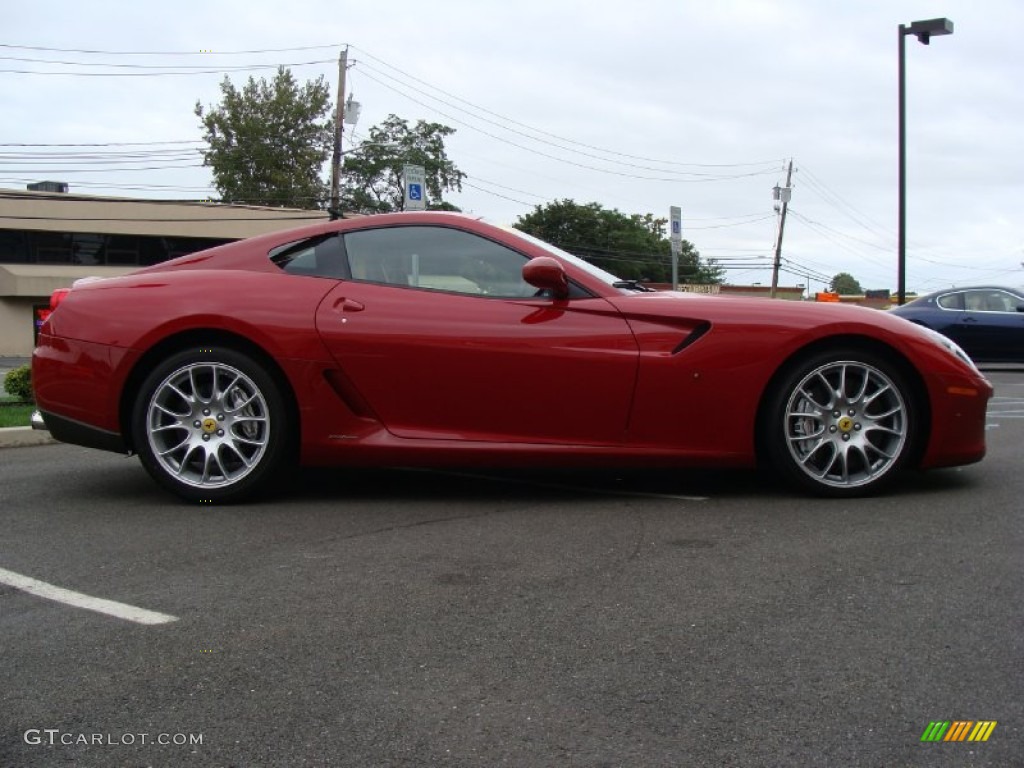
[920,370,993,469]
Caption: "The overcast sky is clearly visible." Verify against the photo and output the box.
[3,0,1022,294]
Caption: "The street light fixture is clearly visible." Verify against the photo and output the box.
[897,17,953,305]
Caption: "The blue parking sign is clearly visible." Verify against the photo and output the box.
[404,164,427,210]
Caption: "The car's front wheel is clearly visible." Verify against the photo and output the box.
[131,347,290,503]
[762,348,920,497]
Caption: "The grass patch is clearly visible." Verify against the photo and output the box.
[0,399,34,428]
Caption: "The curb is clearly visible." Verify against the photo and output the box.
[0,426,57,449]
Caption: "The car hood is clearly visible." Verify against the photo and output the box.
[604,290,957,353]
[607,290,896,326]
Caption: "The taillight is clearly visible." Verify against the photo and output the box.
[50,287,71,311]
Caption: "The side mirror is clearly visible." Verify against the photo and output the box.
[522,257,569,299]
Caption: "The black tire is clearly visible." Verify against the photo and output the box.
[131,347,291,503]
[761,347,920,497]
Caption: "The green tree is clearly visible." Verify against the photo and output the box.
[341,115,465,213]
[195,67,333,208]
[514,199,722,284]
[830,272,864,295]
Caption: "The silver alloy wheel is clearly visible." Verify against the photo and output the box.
[783,360,908,489]
[145,362,270,489]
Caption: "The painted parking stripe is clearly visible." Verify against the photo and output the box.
[987,397,1024,420]
[0,567,178,625]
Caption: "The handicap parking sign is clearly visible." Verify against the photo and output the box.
[403,164,427,210]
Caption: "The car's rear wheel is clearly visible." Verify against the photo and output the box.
[132,347,290,503]
[763,348,918,497]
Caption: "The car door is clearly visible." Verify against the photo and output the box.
[955,289,1024,362]
[314,224,640,445]
[927,290,974,353]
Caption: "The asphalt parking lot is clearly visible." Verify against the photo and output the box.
[1,371,1022,767]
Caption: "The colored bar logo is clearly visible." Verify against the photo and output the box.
[921,721,997,742]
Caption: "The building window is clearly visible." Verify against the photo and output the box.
[0,230,29,263]
[0,230,232,267]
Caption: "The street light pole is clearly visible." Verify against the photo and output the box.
[897,17,953,305]
[897,25,907,306]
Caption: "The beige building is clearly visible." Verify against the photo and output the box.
[0,186,329,355]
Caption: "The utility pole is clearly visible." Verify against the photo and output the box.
[770,159,793,299]
[669,206,682,289]
[328,47,349,220]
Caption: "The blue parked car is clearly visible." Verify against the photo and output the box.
[891,286,1024,363]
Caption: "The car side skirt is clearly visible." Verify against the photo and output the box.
[39,410,129,455]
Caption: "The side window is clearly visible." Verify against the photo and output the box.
[343,226,538,298]
[964,290,1011,312]
[937,292,964,310]
[269,235,345,278]
[986,291,1016,312]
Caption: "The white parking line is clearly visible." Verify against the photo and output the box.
[0,567,178,625]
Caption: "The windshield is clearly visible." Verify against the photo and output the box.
[497,225,625,286]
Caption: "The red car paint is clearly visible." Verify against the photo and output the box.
[32,212,992,497]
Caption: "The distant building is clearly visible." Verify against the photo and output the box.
[0,186,329,355]
[647,283,807,301]
[651,283,905,307]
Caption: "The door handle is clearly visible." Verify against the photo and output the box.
[333,297,365,312]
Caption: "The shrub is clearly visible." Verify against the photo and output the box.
[4,364,32,402]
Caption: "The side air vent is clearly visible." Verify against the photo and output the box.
[671,321,712,355]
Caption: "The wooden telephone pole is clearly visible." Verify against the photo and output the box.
[328,47,349,220]
[770,159,793,299]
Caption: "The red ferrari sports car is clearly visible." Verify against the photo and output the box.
[32,212,992,503]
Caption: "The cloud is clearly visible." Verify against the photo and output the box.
[2,0,1021,291]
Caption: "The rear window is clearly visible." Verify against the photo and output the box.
[937,292,964,310]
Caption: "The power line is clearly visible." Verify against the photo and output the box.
[0,54,332,70]
[0,178,214,193]
[0,164,205,173]
[787,210,894,280]
[353,68,780,184]
[1,213,326,222]
[0,140,201,147]
[351,49,782,171]
[0,43,342,56]
[786,205,1016,287]
[0,186,338,206]
[798,165,896,246]
[359,62,781,178]
[0,59,334,76]
[788,210,891,254]
[461,181,534,208]
[1,153,201,164]
[778,257,833,283]
[685,214,775,231]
